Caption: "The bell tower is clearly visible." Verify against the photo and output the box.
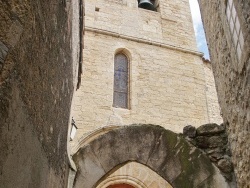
[69,0,223,187]
[71,0,217,138]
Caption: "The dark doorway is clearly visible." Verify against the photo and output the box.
[107,183,135,188]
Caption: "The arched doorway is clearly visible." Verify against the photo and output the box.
[96,162,172,188]
[72,124,230,188]
[107,184,135,188]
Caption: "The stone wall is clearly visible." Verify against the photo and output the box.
[203,59,223,124]
[71,0,222,148]
[198,0,250,187]
[72,31,210,138]
[84,0,197,50]
[72,124,232,188]
[0,0,82,187]
[183,123,235,184]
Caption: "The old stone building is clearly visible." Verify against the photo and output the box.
[70,0,222,144]
[198,0,250,187]
[68,0,231,187]
[0,0,83,187]
[1,0,248,187]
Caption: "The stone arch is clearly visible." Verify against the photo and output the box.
[96,161,173,188]
[114,48,132,61]
[72,124,230,188]
[97,174,145,188]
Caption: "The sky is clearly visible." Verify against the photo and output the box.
[189,0,210,59]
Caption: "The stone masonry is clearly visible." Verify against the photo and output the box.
[73,124,232,188]
[198,0,250,187]
[71,0,222,151]
[0,0,82,187]
[202,58,223,124]
[183,123,235,184]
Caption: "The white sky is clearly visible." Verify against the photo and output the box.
[189,0,210,59]
[189,0,201,31]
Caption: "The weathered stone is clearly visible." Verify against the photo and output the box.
[73,125,231,188]
[196,123,225,136]
[185,136,197,146]
[184,125,234,183]
[208,152,224,162]
[195,135,227,149]
[183,125,196,138]
[209,135,228,148]
[0,0,82,187]
[223,172,233,182]
[195,136,210,148]
[199,0,250,186]
[218,159,233,173]
[73,146,106,188]
[0,41,8,64]
[206,148,225,155]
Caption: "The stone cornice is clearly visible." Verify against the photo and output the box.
[85,26,203,57]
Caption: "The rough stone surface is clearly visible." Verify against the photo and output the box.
[218,159,233,174]
[196,123,225,136]
[0,0,82,187]
[198,0,250,187]
[73,124,232,188]
[183,124,235,182]
[195,135,227,148]
[0,41,8,64]
[183,125,196,138]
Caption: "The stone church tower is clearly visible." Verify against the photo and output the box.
[69,0,225,187]
[71,0,221,144]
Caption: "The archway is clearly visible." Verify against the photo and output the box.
[72,124,230,188]
[96,161,173,188]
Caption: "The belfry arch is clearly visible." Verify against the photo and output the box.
[72,124,230,188]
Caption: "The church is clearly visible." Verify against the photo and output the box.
[1,0,248,187]
[68,0,229,187]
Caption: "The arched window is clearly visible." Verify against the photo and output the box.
[113,53,129,109]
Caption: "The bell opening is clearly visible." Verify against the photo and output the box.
[138,0,156,11]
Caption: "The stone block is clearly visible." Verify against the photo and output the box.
[73,146,106,188]
[217,159,233,173]
[183,125,196,138]
[196,123,225,136]
[195,135,227,149]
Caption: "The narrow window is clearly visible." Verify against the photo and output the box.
[226,0,244,60]
[113,53,129,109]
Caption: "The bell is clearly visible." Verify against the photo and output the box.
[138,0,156,11]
